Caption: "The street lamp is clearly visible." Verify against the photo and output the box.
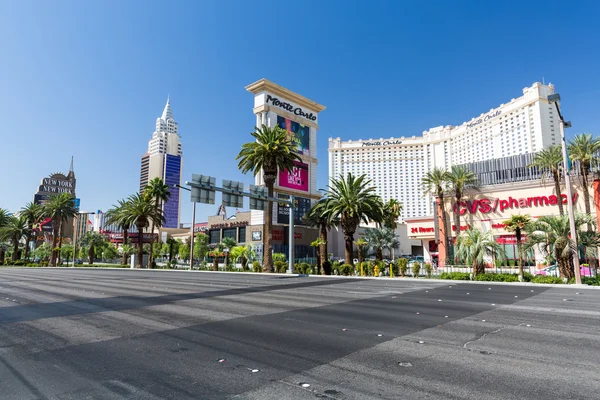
[547,93,581,285]
[175,184,195,270]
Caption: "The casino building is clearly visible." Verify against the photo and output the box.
[329,82,560,220]
[405,152,599,267]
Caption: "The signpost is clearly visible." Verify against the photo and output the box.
[185,176,296,273]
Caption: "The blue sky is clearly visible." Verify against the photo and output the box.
[1,0,599,223]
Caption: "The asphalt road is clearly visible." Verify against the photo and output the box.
[0,268,598,400]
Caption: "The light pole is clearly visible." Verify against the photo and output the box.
[548,93,581,285]
[175,184,195,270]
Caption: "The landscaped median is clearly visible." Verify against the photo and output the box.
[2,261,600,286]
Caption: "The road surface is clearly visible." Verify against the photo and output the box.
[0,268,598,399]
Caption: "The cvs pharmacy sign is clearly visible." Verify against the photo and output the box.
[453,193,578,215]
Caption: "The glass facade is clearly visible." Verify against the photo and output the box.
[209,230,220,244]
[163,154,181,228]
[238,227,246,243]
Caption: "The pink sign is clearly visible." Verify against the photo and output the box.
[279,161,309,192]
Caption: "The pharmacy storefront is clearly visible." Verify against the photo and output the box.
[406,179,598,267]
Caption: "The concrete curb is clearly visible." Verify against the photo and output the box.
[14,267,599,290]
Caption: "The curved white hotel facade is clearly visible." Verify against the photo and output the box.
[328,82,559,219]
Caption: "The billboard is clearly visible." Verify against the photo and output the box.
[277,115,310,156]
[278,161,309,192]
[277,194,311,225]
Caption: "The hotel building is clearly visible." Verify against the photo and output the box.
[329,82,559,219]
[139,98,183,228]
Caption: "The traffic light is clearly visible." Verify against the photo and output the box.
[222,179,244,208]
[190,174,216,204]
[249,184,268,211]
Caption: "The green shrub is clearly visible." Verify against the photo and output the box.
[582,276,600,286]
[322,261,332,275]
[474,273,519,282]
[508,260,516,267]
[440,272,471,280]
[424,263,432,278]
[12,260,25,266]
[523,272,534,282]
[41,261,49,267]
[339,263,353,276]
[411,262,421,277]
[300,262,311,275]
[293,263,301,273]
[398,258,408,277]
[273,253,286,262]
[274,260,287,273]
[332,261,341,275]
[252,261,261,273]
[532,275,564,284]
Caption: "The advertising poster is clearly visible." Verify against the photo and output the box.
[278,161,309,192]
[277,116,310,156]
[277,194,312,225]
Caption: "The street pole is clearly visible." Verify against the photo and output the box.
[288,195,294,274]
[72,214,78,267]
[559,117,582,284]
[190,201,196,270]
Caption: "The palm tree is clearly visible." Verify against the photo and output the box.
[382,199,403,230]
[0,215,28,262]
[221,237,237,266]
[454,228,504,277]
[41,193,77,267]
[304,198,337,274]
[323,173,384,265]
[568,133,600,214]
[0,242,9,264]
[503,214,533,278]
[422,167,450,257]
[79,231,107,265]
[124,193,164,268]
[236,124,302,272]
[354,237,368,276]
[104,199,133,266]
[529,145,564,215]
[144,178,171,268]
[230,245,255,270]
[0,208,10,228]
[447,165,478,237]
[524,214,600,280]
[0,209,10,263]
[382,198,402,260]
[310,238,326,273]
[364,227,399,261]
[20,202,42,261]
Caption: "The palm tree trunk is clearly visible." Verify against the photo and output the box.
[376,248,383,261]
[57,220,65,266]
[262,177,275,273]
[319,223,327,275]
[149,199,159,269]
[88,244,94,265]
[121,228,129,265]
[24,232,32,261]
[581,168,590,214]
[517,241,524,277]
[137,224,144,268]
[344,233,354,266]
[213,253,218,271]
[553,171,564,216]
[0,249,5,264]
[51,219,61,267]
[11,236,19,262]
[454,192,461,243]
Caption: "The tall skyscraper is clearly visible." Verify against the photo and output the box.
[139,97,182,228]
